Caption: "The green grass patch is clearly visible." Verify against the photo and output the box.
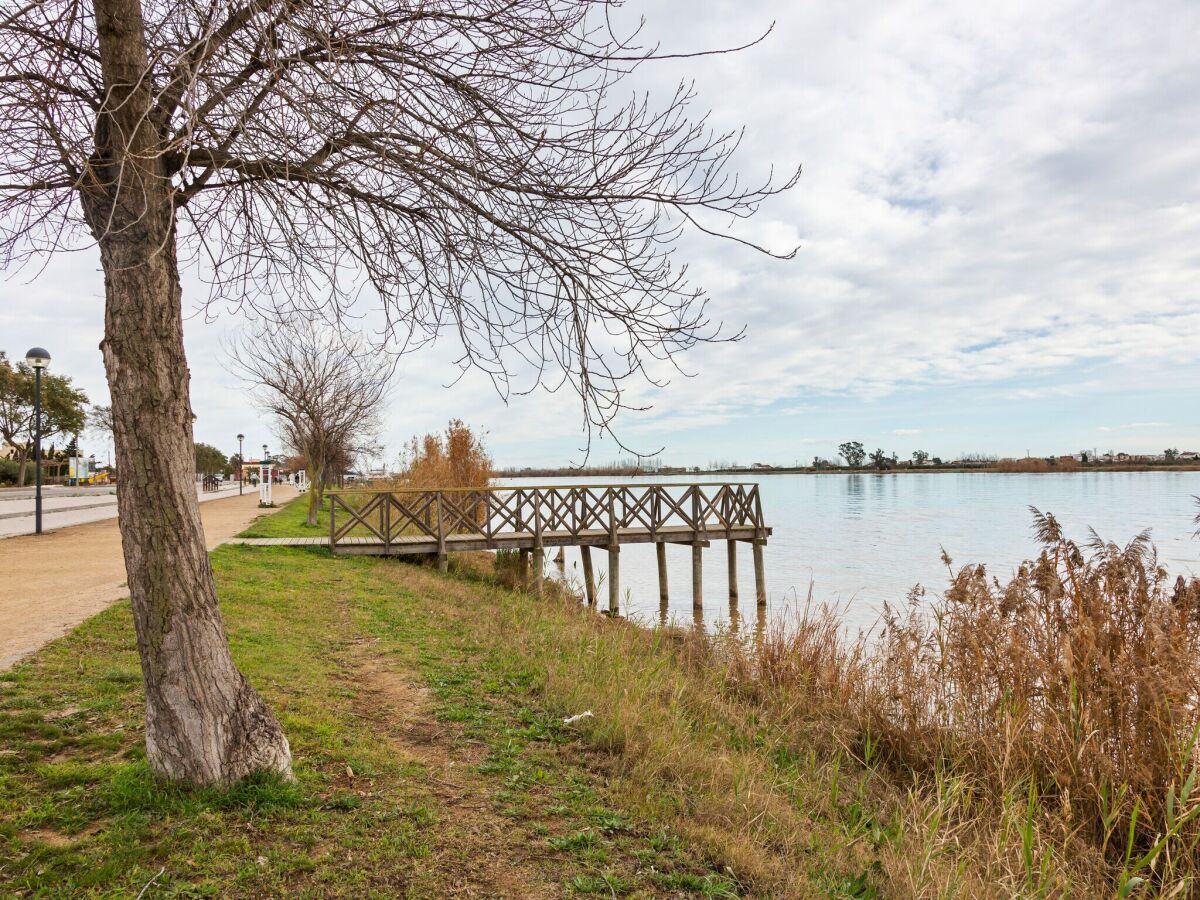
[237,494,327,538]
[1,502,738,896]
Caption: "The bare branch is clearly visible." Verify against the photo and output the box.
[0,0,800,453]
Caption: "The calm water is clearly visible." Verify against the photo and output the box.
[501,472,1200,632]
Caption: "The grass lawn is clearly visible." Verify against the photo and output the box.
[237,493,328,538]
[1,498,881,897]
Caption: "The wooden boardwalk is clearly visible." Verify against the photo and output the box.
[325,483,771,616]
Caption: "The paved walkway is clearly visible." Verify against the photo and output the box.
[0,482,248,538]
[0,486,297,669]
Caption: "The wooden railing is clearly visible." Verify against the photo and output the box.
[327,482,771,614]
[328,482,766,549]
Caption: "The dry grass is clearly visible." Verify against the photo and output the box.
[384,418,493,491]
[254,482,1200,893]
[455,507,1200,894]
[708,509,1200,895]
[995,458,1080,472]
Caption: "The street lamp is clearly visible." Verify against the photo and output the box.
[24,347,51,535]
[237,433,244,495]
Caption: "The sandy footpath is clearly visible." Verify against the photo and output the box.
[0,486,297,669]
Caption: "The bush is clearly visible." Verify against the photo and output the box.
[0,457,19,485]
[392,419,492,490]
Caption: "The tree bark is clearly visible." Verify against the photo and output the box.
[81,0,291,786]
[303,448,328,526]
[16,450,27,488]
[306,480,323,527]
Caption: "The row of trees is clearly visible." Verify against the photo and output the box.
[836,442,942,470]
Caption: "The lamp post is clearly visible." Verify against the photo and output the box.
[237,433,244,495]
[24,347,51,535]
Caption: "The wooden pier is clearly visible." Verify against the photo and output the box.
[326,483,771,615]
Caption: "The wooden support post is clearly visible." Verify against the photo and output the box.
[580,546,597,607]
[607,545,620,615]
[657,541,669,624]
[656,542,669,605]
[382,495,391,555]
[328,495,336,552]
[726,540,738,602]
[753,539,766,607]
[435,492,448,572]
[727,540,740,631]
[532,546,544,595]
[692,541,703,617]
[518,548,530,587]
[532,491,544,595]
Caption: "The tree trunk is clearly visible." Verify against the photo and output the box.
[304,451,326,526]
[82,0,291,786]
[16,450,27,488]
[306,480,323,527]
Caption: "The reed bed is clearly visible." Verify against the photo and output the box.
[711,508,1200,894]
[995,457,1080,472]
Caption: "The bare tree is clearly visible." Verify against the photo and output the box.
[232,327,392,526]
[0,0,798,785]
[87,404,114,438]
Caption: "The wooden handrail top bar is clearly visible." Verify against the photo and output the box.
[328,481,764,495]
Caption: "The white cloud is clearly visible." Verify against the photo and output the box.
[1097,422,1170,432]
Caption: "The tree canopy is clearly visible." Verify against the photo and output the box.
[0,352,89,484]
[193,441,229,475]
[838,441,865,469]
[1,0,797,448]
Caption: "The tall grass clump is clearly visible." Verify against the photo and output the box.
[392,418,492,490]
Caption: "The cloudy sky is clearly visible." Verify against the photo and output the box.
[3,0,1198,469]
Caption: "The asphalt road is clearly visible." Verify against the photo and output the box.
[0,482,249,538]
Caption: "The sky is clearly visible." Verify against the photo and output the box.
[2,0,1198,469]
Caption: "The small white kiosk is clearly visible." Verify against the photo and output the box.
[259,457,274,506]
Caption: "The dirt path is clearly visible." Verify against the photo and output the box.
[0,486,297,669]
[348,644,562,898]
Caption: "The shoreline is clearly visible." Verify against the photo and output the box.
[497,463,1200,479]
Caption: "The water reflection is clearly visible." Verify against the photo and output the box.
[843,473,865,518]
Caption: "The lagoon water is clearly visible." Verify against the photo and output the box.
[501,472,1200,633]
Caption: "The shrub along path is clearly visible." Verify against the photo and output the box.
[0,527,759,895]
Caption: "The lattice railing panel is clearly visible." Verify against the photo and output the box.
[329,483,765,549]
